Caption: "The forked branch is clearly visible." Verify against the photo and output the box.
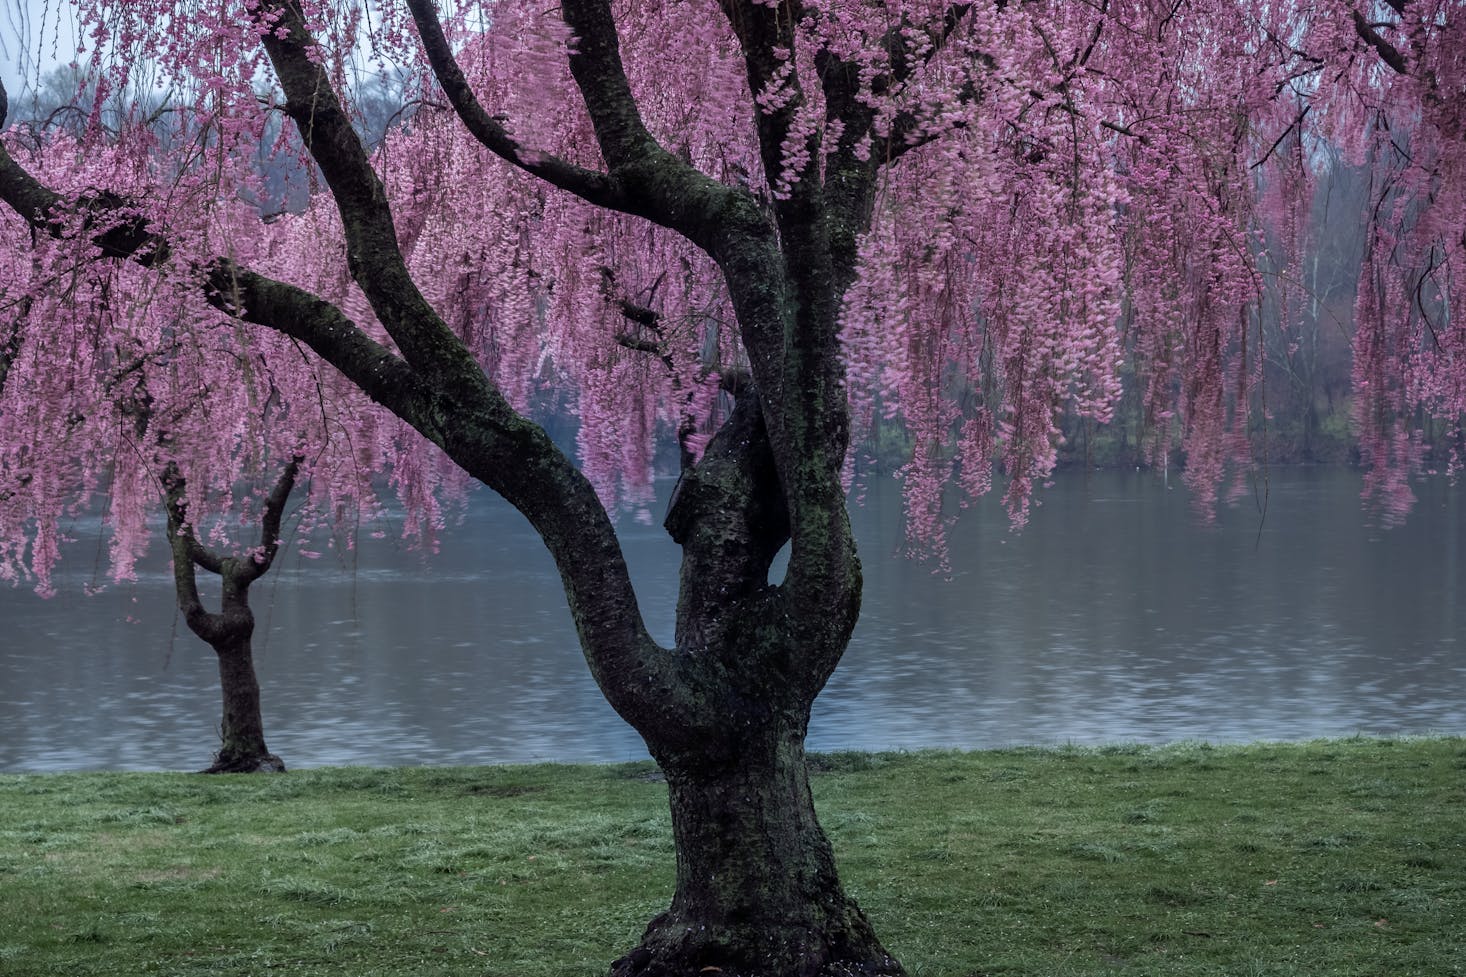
[404,0,630,211]
[1351,9,1407,75]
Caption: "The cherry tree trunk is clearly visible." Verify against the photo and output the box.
[160,461,296,774]
[615,724,900,977]
[205,631,284,774]
[610,388,898,977]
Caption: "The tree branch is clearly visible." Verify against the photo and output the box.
[696,3,867,650]
[554,0,773,252]
[404,0,632,211]
[558,0,797,459]
[855,1,1028,166]
[1250,103,1311,169]
[603,267,706,469]
[249,0,486,388]
[873,2,978,97]
[614,332,664,356]
[163,462,224,641]
[0,296,29,397]
[1351,9,1408,75]
[863,38,990,165]
[0,122,442,414]
[558,0,678,172]
[1100,118,1147,142]
[237,455,302,584]
[610,298,661,330]
[716,0,822,221]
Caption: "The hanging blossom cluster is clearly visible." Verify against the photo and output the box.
[1323,2,1466,524]
[1097,0,1309,517]
[839,1,1137,555]
[1125,0,1464,524]
[249,195,477,553]
[5,0,1463,575]
[366,0,754,517]
[832,0,1464,544]
[842,107,1127,555]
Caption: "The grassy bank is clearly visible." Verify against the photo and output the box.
[1,738,1462,976]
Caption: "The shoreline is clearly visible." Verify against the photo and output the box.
[4,732,1463,777]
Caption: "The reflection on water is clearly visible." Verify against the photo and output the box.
[2,468,1462,771]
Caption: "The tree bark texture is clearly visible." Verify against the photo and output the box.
[202,629,284,774]
[615,729,899,977]
[618,388,897,977]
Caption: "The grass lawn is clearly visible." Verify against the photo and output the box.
[1,737,1462,976]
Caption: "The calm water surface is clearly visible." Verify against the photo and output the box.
[2,468,1462,771]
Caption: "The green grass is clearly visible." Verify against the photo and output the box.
[1,738,1462,976]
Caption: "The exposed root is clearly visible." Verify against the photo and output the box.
[200,751,286,774]
[609,915,905,977]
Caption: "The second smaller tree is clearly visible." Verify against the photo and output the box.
[162,459,300,773]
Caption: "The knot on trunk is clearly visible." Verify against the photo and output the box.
[664,384,787,558]
[665,385,792,668]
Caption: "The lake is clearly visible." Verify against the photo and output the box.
[2,467,1462,771]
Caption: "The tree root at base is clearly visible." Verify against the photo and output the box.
[200,752,286,774]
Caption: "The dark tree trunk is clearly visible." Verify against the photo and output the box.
[611,389,897,977]
[1302,401,1320,462]
[615,725,899,977]
[205,632,284,774]
[164,460,298,775]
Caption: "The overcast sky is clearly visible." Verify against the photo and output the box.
[1,0,79,102]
